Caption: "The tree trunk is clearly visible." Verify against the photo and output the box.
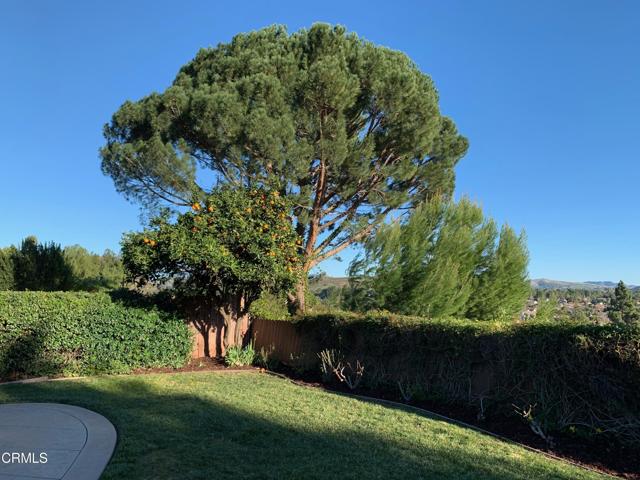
[221,306,235,352]
[221,293,251,352]
[234,295,248,346]
[291,277,306,315]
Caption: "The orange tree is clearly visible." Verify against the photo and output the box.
[121,186,301,348]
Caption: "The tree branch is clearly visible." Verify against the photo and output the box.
[310,206,393,267]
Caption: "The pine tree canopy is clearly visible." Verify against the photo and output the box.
[100,24,468,279]
[347,198,530,320]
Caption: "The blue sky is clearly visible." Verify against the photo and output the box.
[1,1,638,283]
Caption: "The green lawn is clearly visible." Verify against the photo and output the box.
[0,372,608,480]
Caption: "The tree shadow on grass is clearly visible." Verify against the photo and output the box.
[0,330,63,381]
[0,373,600,480]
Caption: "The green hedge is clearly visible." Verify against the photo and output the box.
[0,291,193,379]
[289,312,640,447]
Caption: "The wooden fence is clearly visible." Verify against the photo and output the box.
[251,317,312,364]
[186,312,310,364]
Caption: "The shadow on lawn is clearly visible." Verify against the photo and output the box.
[0,330,60,381]
[0,375,598,480]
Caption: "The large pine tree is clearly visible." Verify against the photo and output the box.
[100,24,468,312]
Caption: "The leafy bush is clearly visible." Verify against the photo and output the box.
[224,342,256,367]
[250,292,291,321]
[0,291,193,379]
[275,312,640,447]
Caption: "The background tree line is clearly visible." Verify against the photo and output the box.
[0,236,124,291]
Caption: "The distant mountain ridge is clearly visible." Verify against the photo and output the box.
[310,276,637,292]
[308,276,349,293]
[583,281,621,288]
[530,279,637,290]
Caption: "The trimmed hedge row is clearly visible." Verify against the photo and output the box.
[0,291,193,379]
[287,312,640,446]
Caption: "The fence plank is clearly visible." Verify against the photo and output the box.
[252,317,316,368]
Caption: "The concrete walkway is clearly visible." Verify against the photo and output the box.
[0,403,116,480]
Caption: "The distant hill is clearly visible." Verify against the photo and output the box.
[583,281,620,288]
[530,279,637,290]
[309,275,349,294]
[310,276,636,293]
[308,276,349,294]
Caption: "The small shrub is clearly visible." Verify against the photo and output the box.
[224,342,256,367]
[317,349,364,389]
[255,345,279,370]
[318,349,340,383]
[287,352,314,375]
[514,404,555,448]
[398,379,417,402]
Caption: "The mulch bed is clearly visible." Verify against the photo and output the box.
[131,357,257,375]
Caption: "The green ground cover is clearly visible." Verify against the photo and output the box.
[0,372,608,479]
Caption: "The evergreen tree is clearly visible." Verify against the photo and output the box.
[348,198,525,319]
[343,263,383,313]
[355,199,445,313]
[38,242,73,291]
[607,281,640,324]
[466,226,530,320]
[12,236,39,290]
[404,199,497,317]
[12,237,73,291]
[100,24,468,312]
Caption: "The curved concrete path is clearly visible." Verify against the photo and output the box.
[0,403,116,480]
